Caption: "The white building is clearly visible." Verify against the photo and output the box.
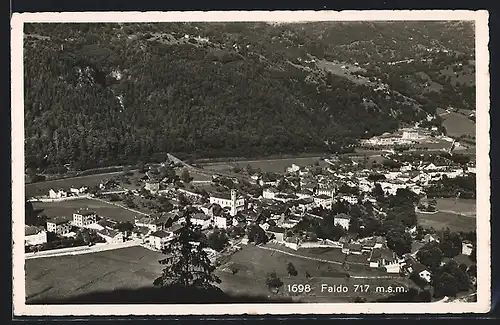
[48,189,68,199]
[149,230,174,250]
[262,187,279,200]
[97,228,124,244]
[402,130,419,141]
[413,263,432,283]
[462,241,474,256]
[213,215,232,229]
[317,187,335,197]
[191,213,212,229]
[333,213,351,230]
[339,195,359,205]
[72,209,97,227]
[25,225,47,246]
[209,189,245,217]
[46,217,72,235]
[287,164,300,173]
[69,186,88,195]
[145,181,160,194]
[314,194,333,209]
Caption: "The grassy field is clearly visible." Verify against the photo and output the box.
[25,173,121,198]
[417,198,476,232]
[217,244,414,302]
[26,246,165,303]
[200,157,325,174]
[33,198,141,222]
[438,109,476,137]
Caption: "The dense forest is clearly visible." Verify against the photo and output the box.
[24,21,475,172]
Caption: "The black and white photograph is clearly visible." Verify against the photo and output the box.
[11,10,490,316]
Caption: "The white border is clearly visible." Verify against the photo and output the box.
[12,10,490,316]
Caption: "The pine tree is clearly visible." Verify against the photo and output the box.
[154,211,221,288]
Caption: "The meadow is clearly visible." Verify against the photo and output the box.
[26,246,164,303]
[438,109,476,138]
[25,173,121,198]
[33,198,141,222]
[417,197,476,232]
[217,244,414,302]
[200,157,326,174]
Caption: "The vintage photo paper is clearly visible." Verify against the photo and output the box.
[12,10,490,316]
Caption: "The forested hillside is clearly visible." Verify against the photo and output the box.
[23,21,475,172]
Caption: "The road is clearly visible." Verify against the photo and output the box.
[25,239,141,260]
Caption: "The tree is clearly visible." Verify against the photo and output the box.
[180,168,192,183]
[247,224,268,245]
[115,221,134,238]
[287,262,298,277]
[305,271,311,279]
[207,229,229,252]
[177,192,190,207]
[416,243,443,271]
[265,271,284,293]
[386,228,412,256]
[433,272,459,298]
[154,212,221,288]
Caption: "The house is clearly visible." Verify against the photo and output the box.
[200,203,215,216]
[423,233,440,244]
[46,216,71,235]
[131,226,151,240]
[267,226,286,243]
[296,189,314,199]
[281,217,301,229]
[462,241,474,256]
[333,213,351,230]
[191,213,211,229]
[360,237,376,253]
[25,225,47,246]
[339,195,359,205]
[262,187,279,200]
[69,186,88,195]
[97,228,124,244]
[374,236,386,248]
[369,248,399,273]
[287,164,300,173]
[297,198,315,211]
[148,230,174,250]
[72,208,97,227]
[145,181,160,194]
[48,189,68,199]
[209,189,245,216]
[213,215,232,229]
[412,263,432,283]
[134,212,177,232]
[342,243,363,255]
[314,194,333,209]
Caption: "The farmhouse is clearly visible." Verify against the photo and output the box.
[148,224,183,250]
[369,248,400,273]
[333,213,351,230]
[48,189,68,199]
[69,186,88,195]
[412,263,432,283]
[72,208,97,227]
[267,226,286,243]
[287,164,300,173]
[209,189,245,216]
[97,228,124,244]
[134,212,177,232]
[25,225,47,246]
[191,213,211,229]
[46,216,71,235]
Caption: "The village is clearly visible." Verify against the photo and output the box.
[25,124,477,301]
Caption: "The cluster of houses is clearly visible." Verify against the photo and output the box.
[47,186,89,199]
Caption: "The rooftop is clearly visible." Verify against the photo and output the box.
[192,213,211,221]
[74,208,96,216]
[47,216,70,225]
[267,226,286,233]
[150,230,172,239]
[97,228,120,238]
[334,213,351,220]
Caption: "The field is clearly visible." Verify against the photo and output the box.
[417,198,476,232]
[438,109,476,137]
[217,244,415,302]
[25,173,122,198]
[200,157,326,174]
[32,198,141,222]
[26,246,164,303]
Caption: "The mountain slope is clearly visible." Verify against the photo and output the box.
[23,22,475,171]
